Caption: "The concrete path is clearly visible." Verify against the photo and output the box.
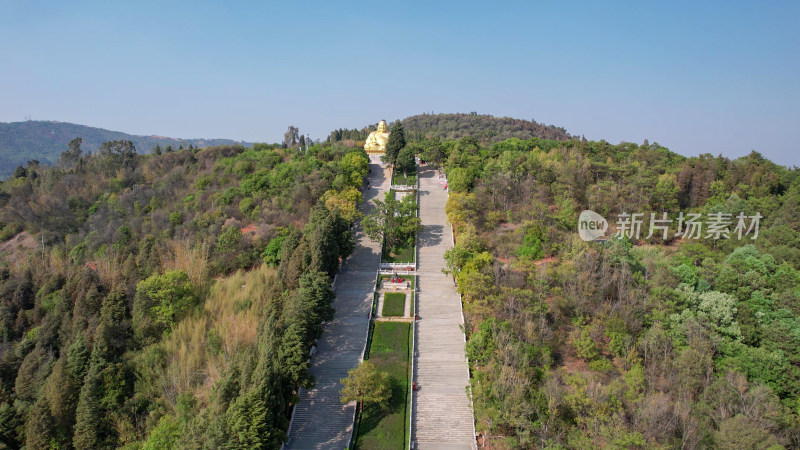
[285,158,389,449]
[412,166,476,449]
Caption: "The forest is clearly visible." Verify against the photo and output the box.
[0,137,368,448]
[1,124,799,449]
[433,136,800,448]
[326,113,572,148]
[0,121,249,179]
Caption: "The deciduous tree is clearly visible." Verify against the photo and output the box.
[340,361,391,412]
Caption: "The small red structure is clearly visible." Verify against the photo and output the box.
[240,224,258,234]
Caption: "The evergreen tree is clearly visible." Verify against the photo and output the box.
[284,271,335,343]
[277,230,303,287]
[306,204,353,277]
[152,144,162,155]
[13,165,26,178]
[43,358,80,446]
[225,391,271,449]
[383,121,406,166]
[421,137,447,167]
[73,361,101,449]
[0,402,22,448]
[395,146,415,176]
[279,321,310,387]
[94,291,130,362]
[25,398,55,450]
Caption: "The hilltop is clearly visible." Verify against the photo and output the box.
[400,112,572,141]
[328,112,573,144]
[0,120,250,178]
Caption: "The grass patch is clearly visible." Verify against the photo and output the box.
[382,293,406,316]
[355,321,411,450]
[392,167,417,185]
[383,242,415,263]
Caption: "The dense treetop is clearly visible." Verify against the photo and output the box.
[434,135,800,448]
[0,121,251,179]
[0,137,368,448]
[1,118,798,449]
[327,112,572,145]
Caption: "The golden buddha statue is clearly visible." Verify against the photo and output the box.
[364,120,390,153]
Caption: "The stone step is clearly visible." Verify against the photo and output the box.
[412,167,476,450]
[285,162,387,449]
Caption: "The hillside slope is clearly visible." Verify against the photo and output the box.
[401,112,572,142]
[0,121,250,177]
[328,112,573,144]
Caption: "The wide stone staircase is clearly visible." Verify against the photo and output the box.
[284,160,388,449]
[411,166,476,449]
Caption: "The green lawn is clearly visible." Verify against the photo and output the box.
[392,168,417,185]
[355,321,411,450]
[382,293,406,316]
[383,242,415,263]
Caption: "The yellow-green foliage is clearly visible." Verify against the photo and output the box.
[159,264,276,404]
[160,239,210,288]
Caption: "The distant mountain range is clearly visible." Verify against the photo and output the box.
[0,121,251,178]
[1,114,575,179]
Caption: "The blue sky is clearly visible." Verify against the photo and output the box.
[1,0,798,166]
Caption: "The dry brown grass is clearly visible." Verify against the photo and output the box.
[159,239,210,288]
[94,249,124,290]
[160,264,277,405]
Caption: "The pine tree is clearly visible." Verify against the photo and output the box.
[277,230,303,287]
[383,121,406,166]
[0,402,22,448]
[279,322,309,386]
[283,271,335,343]
[43,358,79,445]
[94,291,130,362]
[225,391,270,449]
[395,146,415,176]
[25,398,55,450]
[73,361,102,449]
[13,165,27,178]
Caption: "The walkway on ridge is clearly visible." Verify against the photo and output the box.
[412,165,476,449]
[285,157,389,449]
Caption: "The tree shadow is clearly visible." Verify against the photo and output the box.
[353,375,406,443]
[418,224,443,247]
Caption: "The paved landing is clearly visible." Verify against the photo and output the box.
[412,166,476,449]
[285,159,389,449]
